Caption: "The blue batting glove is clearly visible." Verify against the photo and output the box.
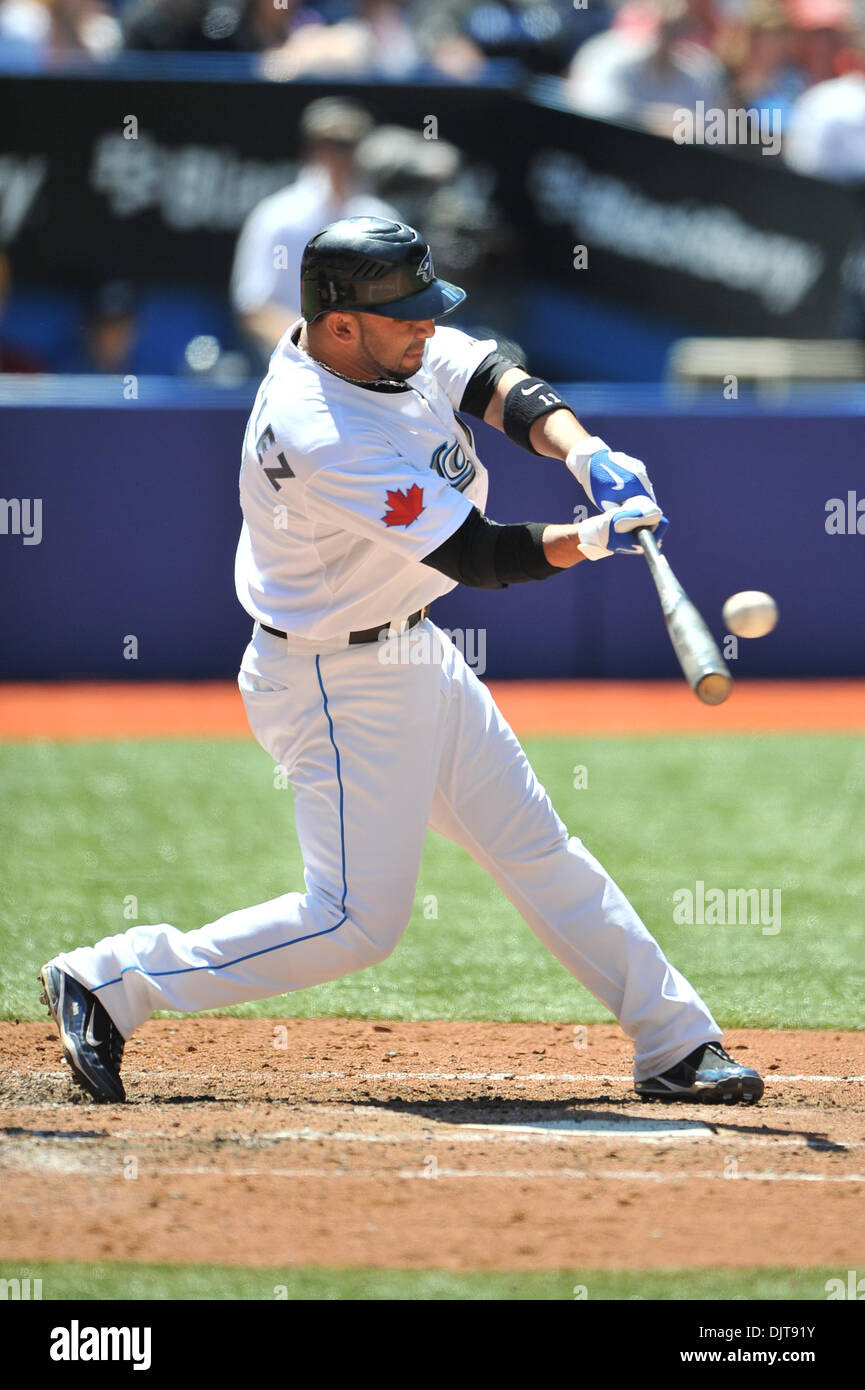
[566,437,659,512]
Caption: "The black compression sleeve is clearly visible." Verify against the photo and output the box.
[494,520,560,583]
[421,508,560,588]
[458,349,521,420]
[422,509,501,588]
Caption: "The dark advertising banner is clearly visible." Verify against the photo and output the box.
[0,77,510,287]
[511,90,860,339]
[0,74,859,335]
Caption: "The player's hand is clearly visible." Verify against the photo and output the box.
[576,496,668,561]
[566,437,659,513]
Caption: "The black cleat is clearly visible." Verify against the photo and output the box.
[39,964,126,1103]
[635,1041,764,1105]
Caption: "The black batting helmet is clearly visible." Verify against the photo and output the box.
[301,216,466,323]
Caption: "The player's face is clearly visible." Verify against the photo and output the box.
[354,312,436,380]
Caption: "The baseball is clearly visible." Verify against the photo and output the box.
[722,591,778,639]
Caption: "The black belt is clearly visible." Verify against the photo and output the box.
[260,608,426,646]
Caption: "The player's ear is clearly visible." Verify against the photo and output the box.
[324,312,359,345]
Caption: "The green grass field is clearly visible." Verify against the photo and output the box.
[0,1261,843,1301]
[1,732,863,1027]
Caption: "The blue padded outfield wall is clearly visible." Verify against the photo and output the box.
[1,379,863,681]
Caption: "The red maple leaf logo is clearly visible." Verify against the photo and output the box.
[382,484,425,527]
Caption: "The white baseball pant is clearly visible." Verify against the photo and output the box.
[52,619,720,1081]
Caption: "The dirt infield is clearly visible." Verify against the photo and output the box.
[1,678,864,740]
[1,1020,863,1272]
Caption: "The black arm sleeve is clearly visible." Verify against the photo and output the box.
[458,349,522,420]
[421,507,560,589]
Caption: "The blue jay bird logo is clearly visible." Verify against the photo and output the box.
[418,249,434,284]
[431,435,476,492]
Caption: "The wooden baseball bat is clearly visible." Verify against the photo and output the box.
[634,526,732,705]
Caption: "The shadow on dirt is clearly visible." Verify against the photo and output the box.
[352,1094,848,1150]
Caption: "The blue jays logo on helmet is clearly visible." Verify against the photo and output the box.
[301,218,465,321]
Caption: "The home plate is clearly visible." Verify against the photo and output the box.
[465,1115,713,1139]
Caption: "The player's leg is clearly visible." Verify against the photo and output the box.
[47,627,447,1041]
[426,629,721,1084]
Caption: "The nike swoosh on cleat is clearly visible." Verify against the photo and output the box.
[84,1001,103,1048]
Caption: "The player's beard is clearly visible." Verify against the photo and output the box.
[356,318,423,381]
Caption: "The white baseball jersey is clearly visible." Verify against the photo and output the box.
[234,323,497,640]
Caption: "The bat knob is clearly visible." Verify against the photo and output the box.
[696,672,732,706]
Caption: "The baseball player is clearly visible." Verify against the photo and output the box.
[40,217,763,1108]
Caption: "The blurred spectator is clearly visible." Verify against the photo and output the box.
[260,0,422,79]
[410,0,605,80]
[230,98,398,358]
[122,0,322,53]
[405,0,487,80]
[238,0,323,51]
[49,0,121,56]
[0,252,45,371]
[566,0,727,134]
[0,0,120,63]
[74,280,139,372]
[784,52,865,179]
[787,0,853,86]
[450,0,596,74]
[782,0,865,180]
[0,0,49,65]
[354,120,513,340]
[355,124,462,228]
[716,0,805,135]
[355,122,505,286]
[609,0,719,52]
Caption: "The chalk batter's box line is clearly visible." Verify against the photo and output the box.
[3,1145,860,1181]
[142,1165,865,1183]
[109,1132,864,1154]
